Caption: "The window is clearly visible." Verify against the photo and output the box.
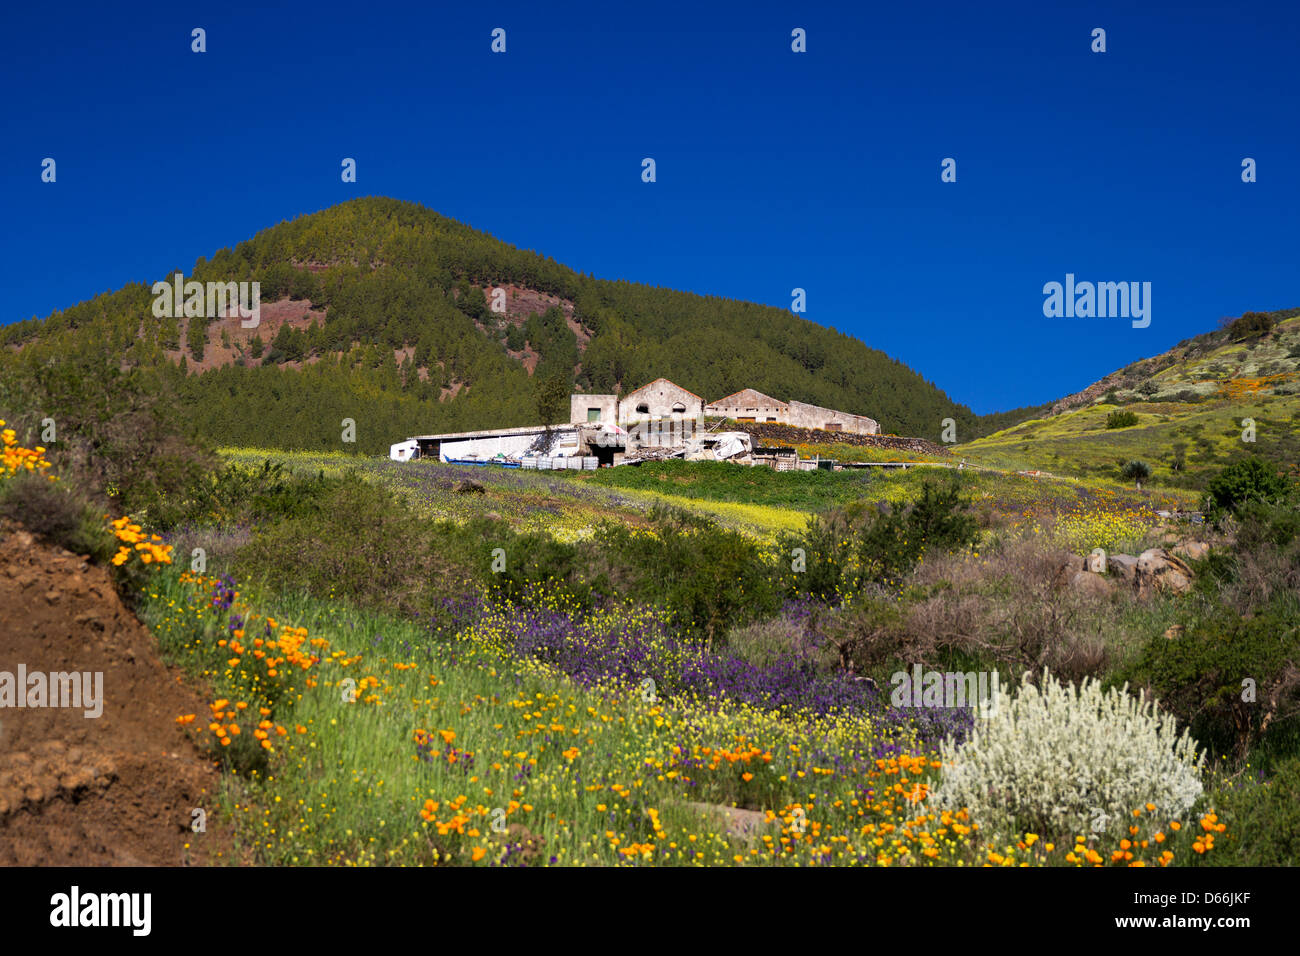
[826,422,842,431]
[671,402,686,413]
[587,408,601,422]
[636,403,650,414]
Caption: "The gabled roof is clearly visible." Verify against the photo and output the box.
[622,377,705,402]
[707,388,788,408]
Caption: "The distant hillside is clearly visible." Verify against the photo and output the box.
[959,308,1300,486]
[1,197,985,454]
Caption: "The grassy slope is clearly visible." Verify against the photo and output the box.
[959,315,1300,485]
[221,448,1197,545]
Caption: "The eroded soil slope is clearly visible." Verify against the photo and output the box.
[0,522,231,865]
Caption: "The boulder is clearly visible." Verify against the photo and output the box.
[452,479,485,495]
[1135,548,1194,598]
[1107,553,1139,583]
[1173,540,1210,562]
[1052,552,1087,588]
[1085,548,1107,573]
[1069,570,1115,596]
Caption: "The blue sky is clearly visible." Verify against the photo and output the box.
[2,0,1296,413]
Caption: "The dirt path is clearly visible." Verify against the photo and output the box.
[0,522,234,865]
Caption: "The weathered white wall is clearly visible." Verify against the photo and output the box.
[570,394,618,425]
[441,429,578,461]
[619,379,705,427]
[785,400,879,435]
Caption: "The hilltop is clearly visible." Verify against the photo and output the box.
[959,307,1300,486]
[1,198,984,454]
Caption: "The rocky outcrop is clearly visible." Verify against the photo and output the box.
[1107,553,1139,583]
[1135,548,1195,598]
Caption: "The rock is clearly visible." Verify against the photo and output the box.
[1163,624,1186,640]
[1173,540,1210,562]
[1085,548,1107,573]
[1069,570,1115,596]
[1052,552,1087,588]
[1107,553,1138,582]
[452,479,485,495]
[1135,548,1194,598]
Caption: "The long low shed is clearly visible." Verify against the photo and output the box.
[394,425,579,462]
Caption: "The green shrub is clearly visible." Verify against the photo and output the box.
[1106,410,1139,429]
[1234,499,1300,551]
[781,480,979,600]
[0,347,213,514]
[1224,311,1276,342]
[1116,603,1300,759]
[152,459,342,530]
[1202,457,1293,523]
[482,523,604,609]
[858,480,979,581]
[595,506,779,642]
[1210,758,1300,865]
[236,472,479,616]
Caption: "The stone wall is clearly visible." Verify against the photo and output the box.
[785,400,879,436]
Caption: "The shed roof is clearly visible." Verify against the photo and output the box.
[707,388,788,408]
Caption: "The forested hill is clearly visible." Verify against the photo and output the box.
[1,197,990,454]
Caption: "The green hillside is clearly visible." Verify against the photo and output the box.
[1,197,985,454]
[960,309,1300,487]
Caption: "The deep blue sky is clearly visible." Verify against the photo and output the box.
[3,0,1297,414]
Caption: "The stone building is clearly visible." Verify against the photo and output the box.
[569,378,879,445]
[704,388,789,423]
[705,390,879,436]
[570,392,618,425]
[619,379,705,449]
[785,400,879,436]
[618,378,706,425]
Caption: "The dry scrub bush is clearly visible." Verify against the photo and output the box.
[905,539,1121,683]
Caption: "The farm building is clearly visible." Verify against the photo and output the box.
[570,393,618,425]
[785,400,879,436]
[705,388,789,423]
[568,378,707,451]
[705,389,878,436]
[570,378,879,442]
[390,376,881,469]
[619,378,705,426]
[401,424,580,463]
